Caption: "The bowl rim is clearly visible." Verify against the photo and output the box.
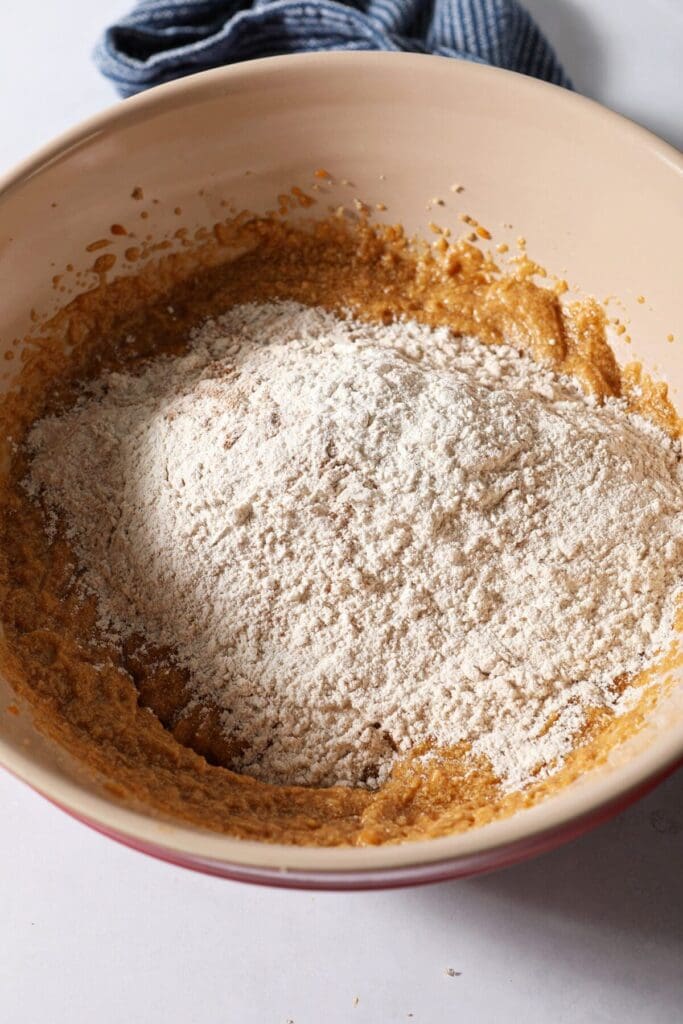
[0,51,682,881]
[1,50,680,204]
[5,732,682,884]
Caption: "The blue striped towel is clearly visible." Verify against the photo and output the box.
[94,0,572,97]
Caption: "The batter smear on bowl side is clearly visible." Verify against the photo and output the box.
[1,215,682,845]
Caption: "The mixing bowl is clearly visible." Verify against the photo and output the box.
[1,52,682,889]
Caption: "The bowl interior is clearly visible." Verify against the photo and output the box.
[1,52,682,879]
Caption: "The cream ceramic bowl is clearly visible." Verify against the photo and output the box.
[1,53,682,888]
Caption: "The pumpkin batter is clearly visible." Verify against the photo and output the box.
[0,213,680,846]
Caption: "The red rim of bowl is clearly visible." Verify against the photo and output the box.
[6,756,677,890]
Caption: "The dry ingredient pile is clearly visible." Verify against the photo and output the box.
[25,300,683,791]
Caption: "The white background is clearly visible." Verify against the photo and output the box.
[1,3,682,1022]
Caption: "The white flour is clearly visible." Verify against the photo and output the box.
[25,301,683,789]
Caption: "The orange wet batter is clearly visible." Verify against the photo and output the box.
[0,213,680,846]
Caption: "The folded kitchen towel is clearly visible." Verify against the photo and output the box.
[94,0,572,97]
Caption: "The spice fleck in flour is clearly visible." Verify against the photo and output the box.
[25,301,683,789]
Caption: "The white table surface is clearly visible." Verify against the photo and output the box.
[1,4,681,1022]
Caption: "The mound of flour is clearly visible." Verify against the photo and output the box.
[26,301,683,789]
